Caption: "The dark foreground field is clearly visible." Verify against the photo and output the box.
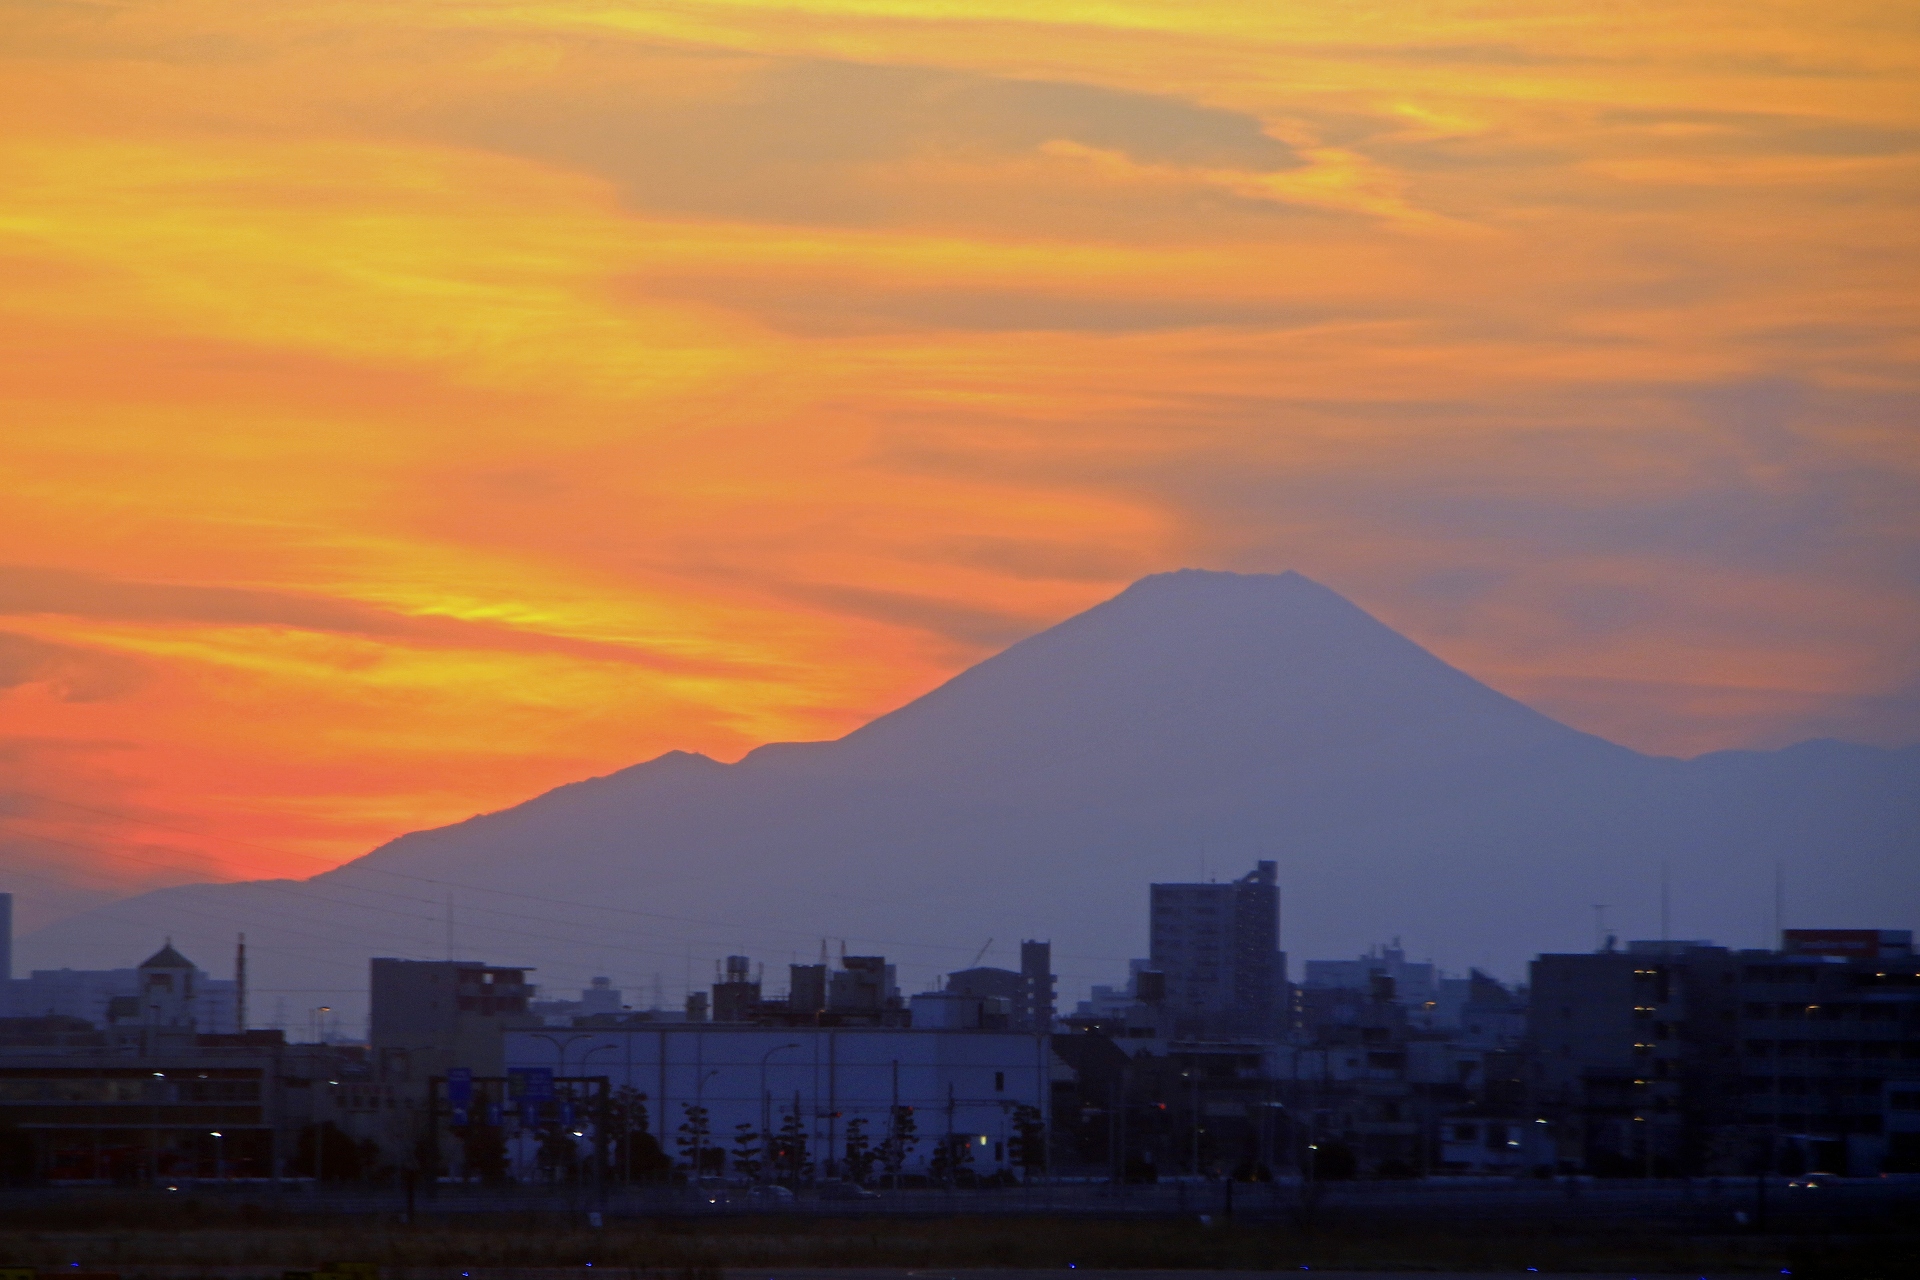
[0,1185,1915,1280]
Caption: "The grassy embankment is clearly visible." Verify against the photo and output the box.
[0,1198,1914,1276]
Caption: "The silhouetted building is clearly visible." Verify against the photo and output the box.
[945,940,1056,1032]
[1304,940,1437,1005]
[1780,929,1913,961]
[666,953,912,1029]
[1150,861,1286,1039]
[1736,931,1920,1176]
[712,955,762,1022]
[1530,940,1743,1176]
[0,1012,371,1182]
[369,958,534,1080]
[1533,931,1920,1177]
[0,941,238,1034]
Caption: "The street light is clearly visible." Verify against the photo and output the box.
[210,1131,225,1182]
[692,1068,721,1180]
[759,1043,800,1182]
[530,1032,595,1072]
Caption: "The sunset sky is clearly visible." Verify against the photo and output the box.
[3,0,1917,934]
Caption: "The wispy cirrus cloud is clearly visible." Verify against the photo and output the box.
[1,0,1915,931]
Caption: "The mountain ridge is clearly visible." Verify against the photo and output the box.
[19,569,1917,1025]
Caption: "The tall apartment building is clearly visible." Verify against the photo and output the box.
[1149,860,1286,1039]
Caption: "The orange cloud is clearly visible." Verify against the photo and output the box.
[2,0,1915,927]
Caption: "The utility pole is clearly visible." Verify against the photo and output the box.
[234,934,247,1033]
[1660,863,1670,943]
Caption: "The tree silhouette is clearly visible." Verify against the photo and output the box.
[730,1122,764,1181]
[537,1127,580,1182]
[879,1104,918,1183]
[771,1108,812,1183]
[1007,1104,1047,1179]
[841,1116,877,1185]
[676,1103,717,1175]
[929,1132,974,1185]
[609,1087,669,1182]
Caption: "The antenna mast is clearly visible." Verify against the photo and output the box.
[235,933,247,1033]
[1660,862,1670,943]
[1773,863,1785,949]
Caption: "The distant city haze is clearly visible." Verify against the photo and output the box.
[5,0,1919,956]
[23,570,1916,1025]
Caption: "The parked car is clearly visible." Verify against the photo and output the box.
[746,1183,796,1204]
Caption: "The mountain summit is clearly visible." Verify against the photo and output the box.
[22,570,1918,1017]
[836,569,1581,771]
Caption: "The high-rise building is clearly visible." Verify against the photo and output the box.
[1149,860,1286,1039]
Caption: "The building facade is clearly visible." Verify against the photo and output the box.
[369,958,535,1082]
[1735,932,1920,1176]
[499,1023,1049,1182]
[1149,861,1286,1039]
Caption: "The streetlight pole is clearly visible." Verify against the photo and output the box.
[580,1043,615,1192]
[1182,1068,1202,1176]
[210,1131,225,1182]
[693,1068,720,1180]
[530,1032,594,1073]
[760,1043,799,1183]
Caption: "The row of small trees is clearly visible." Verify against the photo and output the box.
[673,1097,1047,1184]
[456,1085,1047,1185]
[674,1100,928,1181]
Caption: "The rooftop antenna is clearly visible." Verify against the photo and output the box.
[1660,862,1670,943]
[970,938,994,968]
[1591,904,1609,952]
[1773,863,1785,949]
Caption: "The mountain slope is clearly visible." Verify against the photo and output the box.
[20,570,1918,1025]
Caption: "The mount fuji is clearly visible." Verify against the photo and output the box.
[22,569,1918,1024]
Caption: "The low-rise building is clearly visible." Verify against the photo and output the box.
[494,1022,1049,1183]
